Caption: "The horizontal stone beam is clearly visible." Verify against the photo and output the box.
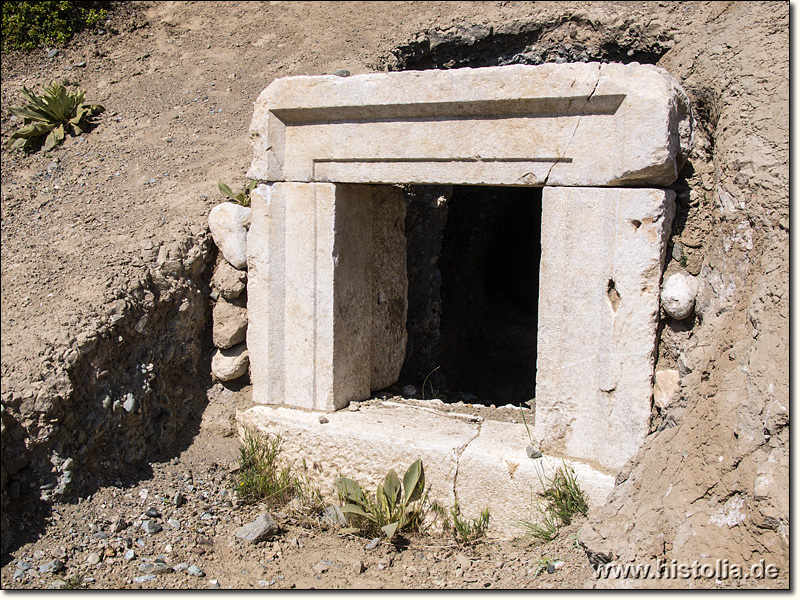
[248,63,693,187]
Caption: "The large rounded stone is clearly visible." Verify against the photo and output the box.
[661,271,698,320]
[211,343,249,381]
[213,299,248,349]
[212,259,247,300]
[209,203,251,269]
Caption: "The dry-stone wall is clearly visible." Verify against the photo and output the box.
[207,202,251,383]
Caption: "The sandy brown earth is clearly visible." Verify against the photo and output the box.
[0,0,789,590]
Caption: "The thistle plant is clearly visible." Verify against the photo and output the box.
[7,83,105,151]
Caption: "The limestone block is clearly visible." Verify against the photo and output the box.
[212,298,247,349]
[249,63,692,187]
[456,420,614,539]
[535,187,675,472]
[212,259,247,300]
[209,203,251,269]
[661,271,698,320]
[211,343,249,381]
[247,183,407,411]
[653,369,681,410]
[236,403,478,507]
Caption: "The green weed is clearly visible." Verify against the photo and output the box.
[336,459,427,540]
[6,83,104,151]
[218,180,256,207]
[233,429,322,510]
[433,499,490,545]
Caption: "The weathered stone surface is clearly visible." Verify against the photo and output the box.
[248,63,692,187]
[456,420,614,539]
[211,343,249,381]
[660,271,698,320]
[236,403,613,539]
[235,513,279,542]
[212,258,247,300]
[653,369,681,410]
[237,403,477,507]
[247,183,407,411]
[212,298,248,349]
[535,187,675,472]
[209,203,251,269]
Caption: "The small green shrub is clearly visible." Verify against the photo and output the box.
[6,82,104,151]
[433,499,490,545]
[219,180,256,207]
[2,1,109,52]
[539,462,588,525]
[233,429,322,510]
[522,461,588,544]
[336,459,427,540]
[521,504,560,543]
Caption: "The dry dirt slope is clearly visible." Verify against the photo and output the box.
[0,0,789,589]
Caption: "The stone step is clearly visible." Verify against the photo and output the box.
[236,402,614,539]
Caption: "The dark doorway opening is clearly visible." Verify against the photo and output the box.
[438,186,542,406]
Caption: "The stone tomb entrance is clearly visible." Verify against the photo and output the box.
[239,63,692,533]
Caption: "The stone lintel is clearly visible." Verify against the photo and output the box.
[535,187,675,472]
[248,63,692,187]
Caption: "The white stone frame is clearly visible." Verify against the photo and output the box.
[245,63,691,472]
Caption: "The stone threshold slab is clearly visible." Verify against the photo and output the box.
[236,403,615,540]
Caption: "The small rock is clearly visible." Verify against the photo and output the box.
[353,560,366,574]
[402,385,417,397]
[212,299,248,349]
[211,259,247,300]
[365,537,380,550]
[187,565,205,577]
[209,579,221,589]
[87,552,101,565]
[653,369,681,410]
[48,579,67,590]
[312,560,330,575]
[173,491,186,507]
[526,445,543,459]
[142,520,162,534]
[174,562,189,572]
[133,574,156,584]
[208,203,251,269]
[47,49,60,58]
[124,549,136,561]
[211,343,250,381]
[235,513,279,543]
[322,505,347,527]
[112,516,129,533]
[75,60,87,67]
[13,569,26,579]
[145,507,160,518]
[17,560,32,571]
[38,559,64,574]
[333,69,350,77]
[139,561,172,574]
[318,415,329,424]
[661,271,698,320]
[167,519,181,530]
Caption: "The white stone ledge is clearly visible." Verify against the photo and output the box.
[248,63,692,187]
[237,403,614,540]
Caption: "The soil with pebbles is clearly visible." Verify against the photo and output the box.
[1,383,592,590]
